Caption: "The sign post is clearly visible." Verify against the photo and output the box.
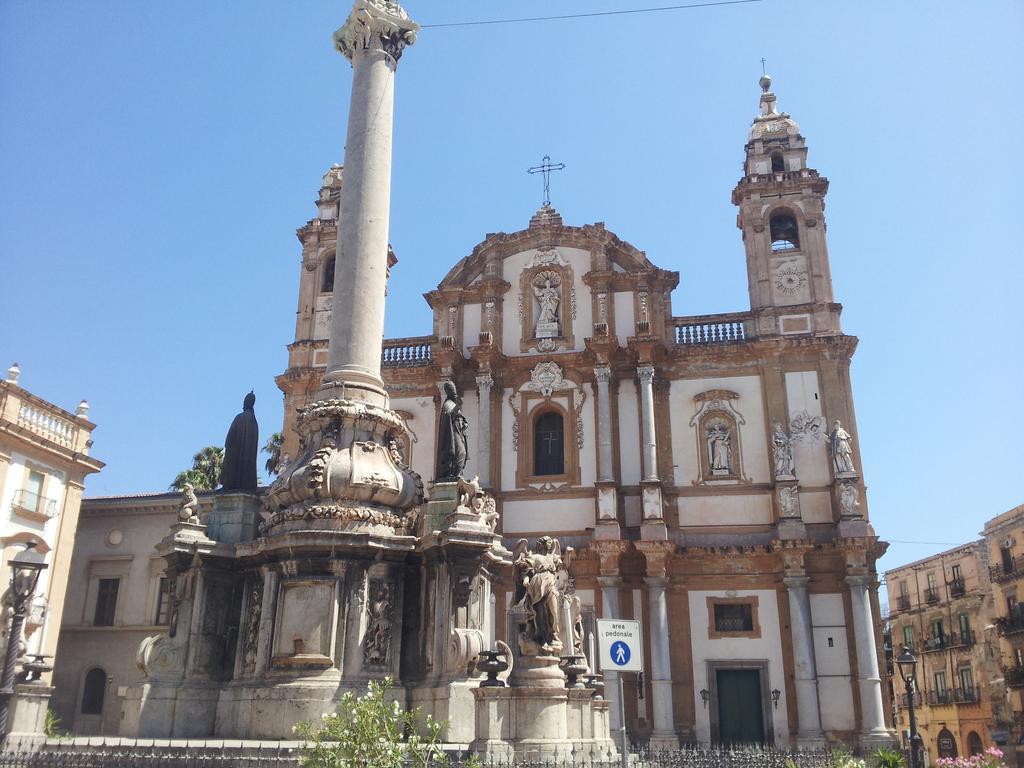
[597,619,642,768]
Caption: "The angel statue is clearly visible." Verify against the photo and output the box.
[512,536,572,655]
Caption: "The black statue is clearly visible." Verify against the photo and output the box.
[220,391,259,493]
[435,381,468,481]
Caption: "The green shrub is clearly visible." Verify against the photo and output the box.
[874,747,907,768]
[293,677,451,768]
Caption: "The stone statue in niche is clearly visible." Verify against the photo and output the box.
[242,580,263,670]
[512,536,570,655]
[220,391,259,493]
[533,271,561,339]
[364,582,393,665]
[705,419,733,475]
[177,483,201,525]
[435,381,468,481]
[771,422,796,479]
[828,420,857,476]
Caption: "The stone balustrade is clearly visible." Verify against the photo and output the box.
[381,336,434,367]
[674,312,752,345]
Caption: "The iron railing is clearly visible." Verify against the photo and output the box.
[894,594,911,611]
[0,744,843,768]
[948,579,966,597]
[923,587,940,604]
[10,489,58,519]
[990,557,1024,582]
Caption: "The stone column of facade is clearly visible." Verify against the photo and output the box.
[319,4,418,406]
[597,575,623,733]
[475,373,493,488]
[645,577,677,750]
[783,575,825,746]
[637,365,658,483]
[595,366,614,482]
[845,574,890,746]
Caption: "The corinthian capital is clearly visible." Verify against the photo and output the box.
[334,0,419,64]
[637,365,655,385]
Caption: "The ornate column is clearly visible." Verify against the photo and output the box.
[845,574,890,746]
[475,373,493,488]
[597,575,623,733]
[320,2,419,406]
[595,366,614,482]
[638,542,677,750]
[783,575,825,746]
[637,365,658,482]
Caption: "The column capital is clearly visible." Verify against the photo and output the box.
[845,573,874,589]
[594,365,612,384]
[783,575,810,590]
[644,575,669,590]
[334,0,419,64]
[596,575,622,590]
[475,373,495,389]
[636,540,674,578]
[637,364,656,383]
[592,540,629,576]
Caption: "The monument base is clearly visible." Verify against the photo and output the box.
[206,492,262,543]
[3,684,53,747]
[470,686,615,761]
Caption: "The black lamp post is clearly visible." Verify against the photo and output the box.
[0,542,48,738]
[895,645,922,768]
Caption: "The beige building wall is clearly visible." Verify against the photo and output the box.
[0,367,103,699]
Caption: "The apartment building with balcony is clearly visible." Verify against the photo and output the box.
[0,364,104,697]
[885,540,1002,761]
[984,504,1024,753]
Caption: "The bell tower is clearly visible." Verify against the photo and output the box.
[732,75,840,337]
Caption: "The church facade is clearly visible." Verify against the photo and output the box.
[274,76,892,748]
[47,75,892,749]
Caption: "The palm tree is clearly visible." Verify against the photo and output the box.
[170,446,224,491]
[263,432,284,476]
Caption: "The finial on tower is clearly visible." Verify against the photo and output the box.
[759,73,772,94]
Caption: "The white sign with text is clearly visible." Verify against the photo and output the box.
[596,618,643,673]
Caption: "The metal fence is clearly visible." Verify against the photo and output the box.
[0,744,843,768]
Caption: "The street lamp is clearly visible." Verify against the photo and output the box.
[0,542,48,739]
[895,645,922,768]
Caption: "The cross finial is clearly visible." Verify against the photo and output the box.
[760,57,767,75]
[527,155,566,207]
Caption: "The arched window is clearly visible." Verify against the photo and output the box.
[771,152,785,172]
[533,411,565,476]
[321,255,336,293]
[81,667,106,715]
[769,212,799,251]
[967,732,983,756]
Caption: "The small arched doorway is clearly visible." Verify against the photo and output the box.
[967,731,983,756]
[937,728,958,760]
[75,666,108,735]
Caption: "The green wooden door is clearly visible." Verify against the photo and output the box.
[716,669,766,744]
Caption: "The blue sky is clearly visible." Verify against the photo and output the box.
[2,1,1021,573]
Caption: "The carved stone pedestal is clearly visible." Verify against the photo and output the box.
[206,492,261,543]
[470,686,615,761]
[3,684,53,747]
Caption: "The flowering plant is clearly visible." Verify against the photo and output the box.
[293,676,455,768]
[937,747,1007,768]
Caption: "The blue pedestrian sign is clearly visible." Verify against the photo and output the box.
[596,619,643,672]
[610,641,631,666]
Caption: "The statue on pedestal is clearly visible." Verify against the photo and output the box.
[771,421,795,478]
[512,536,570,655]
[177,484,201,525]
[220,392,259,493]
[827,419,856,476]
[436,381,468,481]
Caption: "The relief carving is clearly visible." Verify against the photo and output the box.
[364,581,394,666]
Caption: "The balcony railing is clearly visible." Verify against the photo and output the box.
[922,631,976,653]
[924,587,940,603]
[991,557,1024,582]
[381,336,433,367]
[674,312,751,346]
[997,613,1024,637]
[952,686,981,704]
[1006,666,1024,688]
[948,579,966,597]
[895,594,911,611]
[927,689,954,706]
[11,488,58,520]
[894,691,923,709]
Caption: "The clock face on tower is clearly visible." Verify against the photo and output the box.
[773,264,808,297]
